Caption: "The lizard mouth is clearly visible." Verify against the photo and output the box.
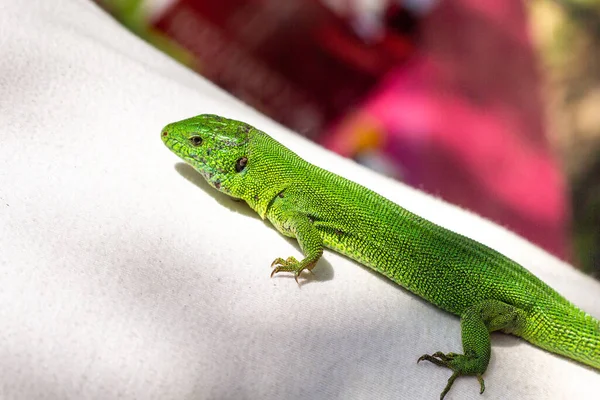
[162,136,193,161]
[162,136,223,187]
[161,127,230,192]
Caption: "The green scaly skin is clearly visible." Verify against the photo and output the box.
[161,114,600,399]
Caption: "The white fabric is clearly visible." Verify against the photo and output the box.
[1,1,599,399]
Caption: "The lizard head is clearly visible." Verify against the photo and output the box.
[161,114,251,195]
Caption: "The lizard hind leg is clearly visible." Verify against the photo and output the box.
[270,256,319,282]
[417,299,527,399]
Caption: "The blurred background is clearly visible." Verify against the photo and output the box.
[95,0,600,279]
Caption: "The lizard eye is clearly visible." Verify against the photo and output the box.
[235,157,248,172]
[189,136,203,146]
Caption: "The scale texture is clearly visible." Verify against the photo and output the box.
[162,114,600,399]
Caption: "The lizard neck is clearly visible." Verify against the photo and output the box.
[233,131,298,219]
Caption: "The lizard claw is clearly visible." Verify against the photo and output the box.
[418,351,486,399]
[271,258,285,268]
[270,256,314,282]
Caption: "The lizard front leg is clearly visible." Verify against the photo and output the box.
[268,209,324,283]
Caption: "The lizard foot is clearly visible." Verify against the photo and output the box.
[270,256,315,283]
[417,352,485,399]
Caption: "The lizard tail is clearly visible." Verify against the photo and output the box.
[522,302,600,370]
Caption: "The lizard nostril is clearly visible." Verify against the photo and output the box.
[162,131,168,137]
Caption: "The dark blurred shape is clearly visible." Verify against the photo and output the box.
[571,148,600,278]
[384,3,420,38]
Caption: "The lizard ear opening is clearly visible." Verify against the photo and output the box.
[235,157,248,172]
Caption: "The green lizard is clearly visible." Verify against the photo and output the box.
[161,114,600,399]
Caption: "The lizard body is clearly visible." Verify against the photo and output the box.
[161,114,600,399]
